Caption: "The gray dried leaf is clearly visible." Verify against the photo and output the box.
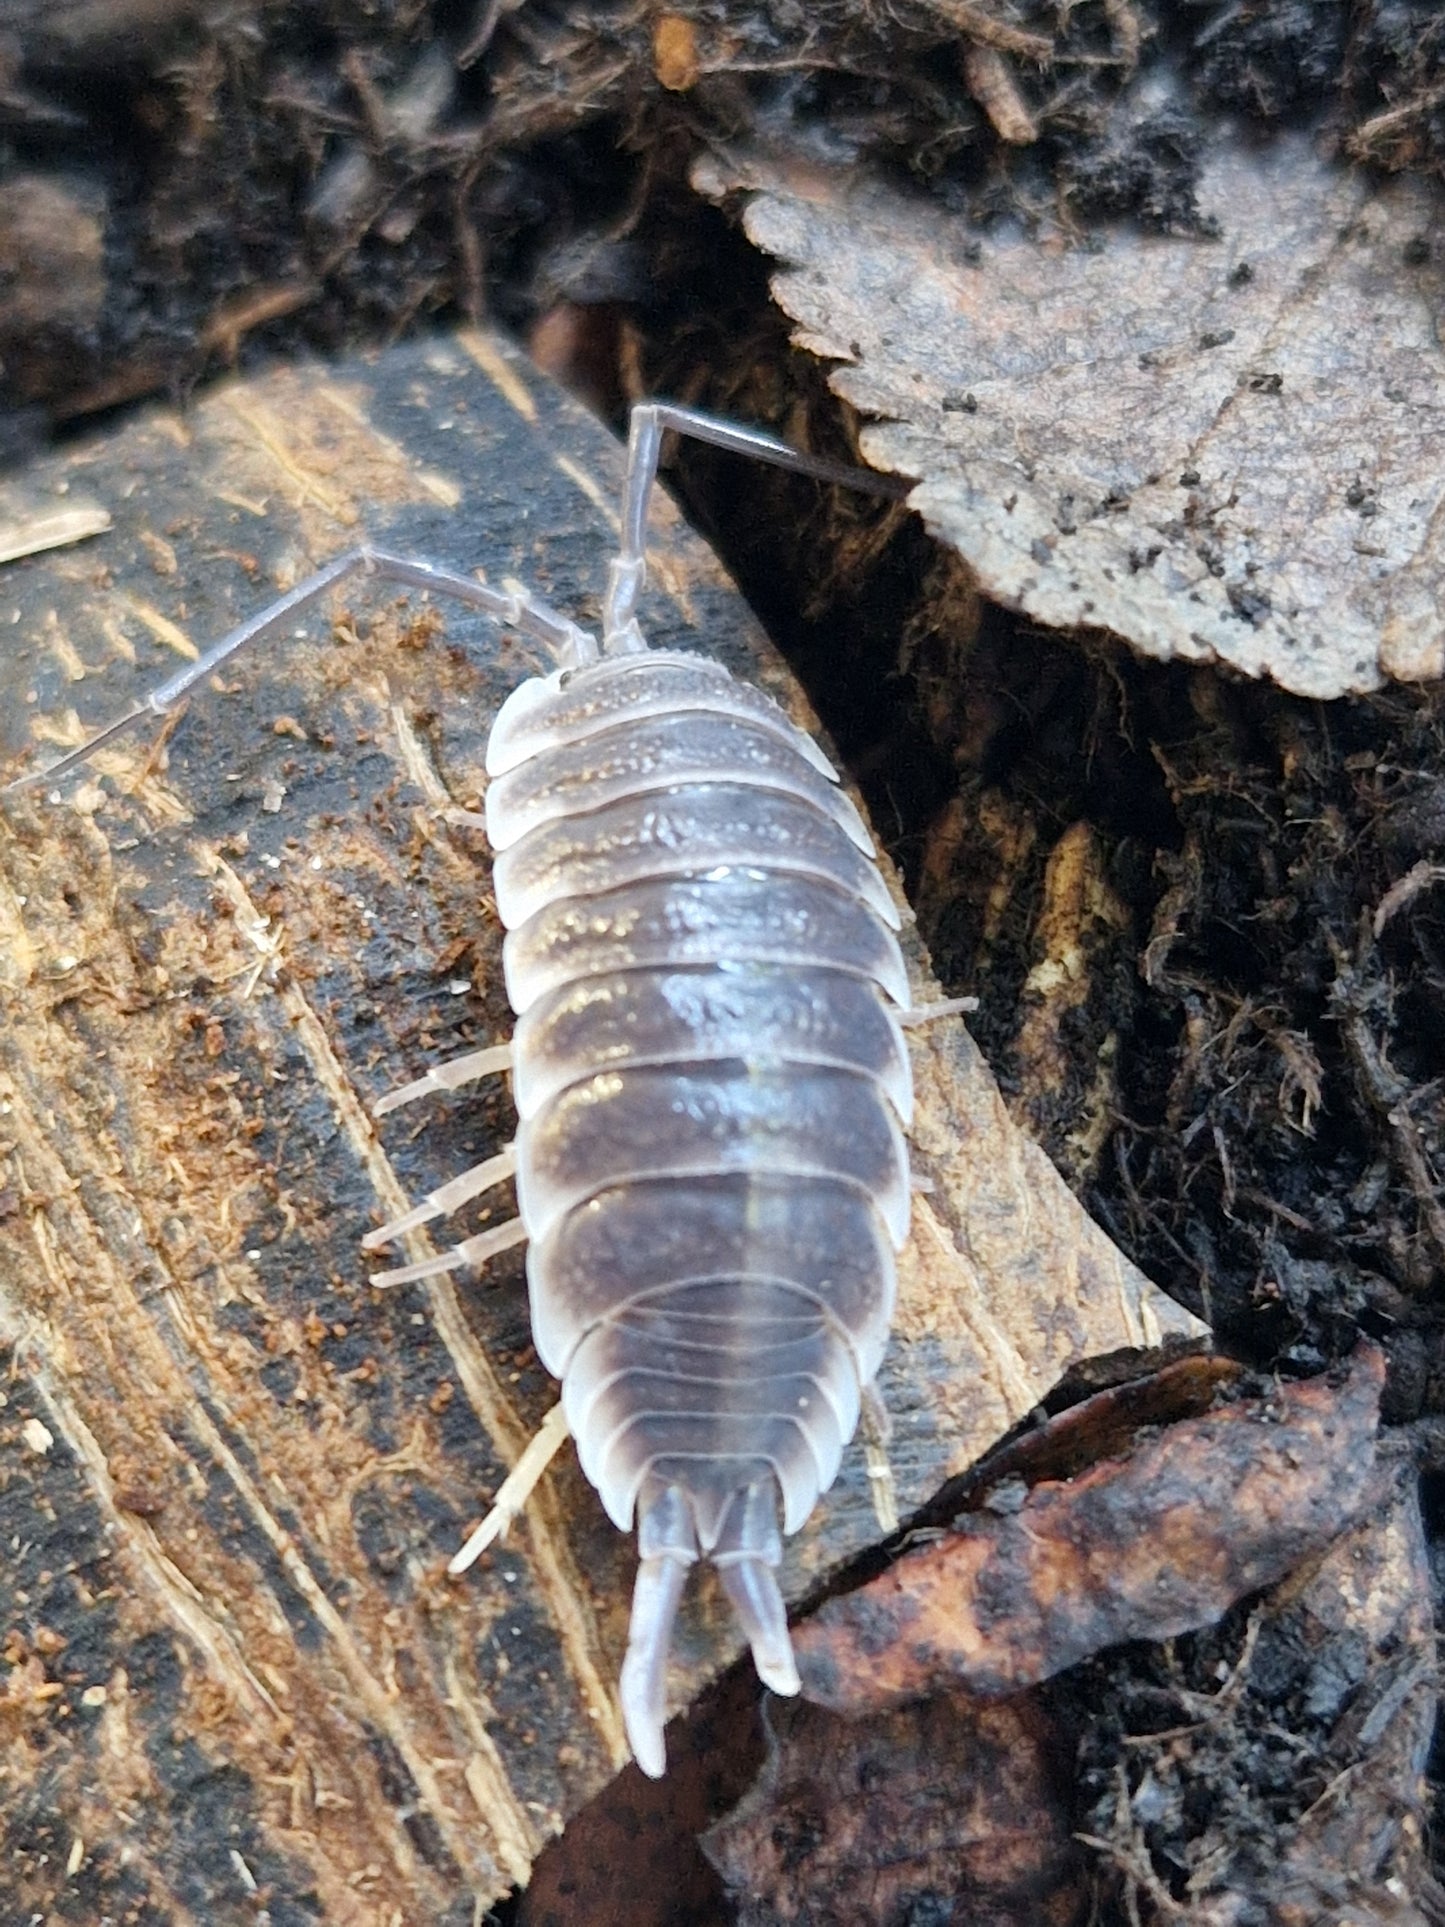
[696,135,1445,698]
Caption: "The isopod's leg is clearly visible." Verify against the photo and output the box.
[860,1381,900,1535]
[373,1041,513,1117]
[369,1213,526,1287]
[603,401,914,650]
[8,545,597,792]
[361,1143,517,1249]
[448,1399,572,1573]
[619,1481,700,1779]
[897,995,979,1027]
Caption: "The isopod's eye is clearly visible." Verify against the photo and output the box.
[558,670,574,690]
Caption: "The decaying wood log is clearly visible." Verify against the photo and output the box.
[0,331,1203,1919]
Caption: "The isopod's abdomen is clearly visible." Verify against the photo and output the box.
[492,784,901,929]
[508,967,912,1124]
[485,651,910,1775]
[516,1062,910,1246]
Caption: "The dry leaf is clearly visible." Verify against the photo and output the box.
[795,1343,1386,1713]
[723,1346,1431,1926]
[704,1693,1082,1927]
[696,133,1445,696]
[944,1350,1244,1492]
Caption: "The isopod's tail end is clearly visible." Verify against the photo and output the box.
[713,1480,800,1699]
[716,1556,800,1698]
[620,1481,699,1778]
[619,1553,689,1778]
[620,1477,801,1777]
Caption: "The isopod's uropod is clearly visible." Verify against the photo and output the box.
[10,390,963,1776]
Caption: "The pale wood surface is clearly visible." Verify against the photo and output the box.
[0,331,1204,1920]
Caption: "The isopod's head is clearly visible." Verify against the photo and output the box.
[620,1475,799,1779]
[484,668,568,779]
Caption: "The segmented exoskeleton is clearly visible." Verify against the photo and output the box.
[13,397,949,1776]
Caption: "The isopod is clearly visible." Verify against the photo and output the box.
[11,394,961,1776]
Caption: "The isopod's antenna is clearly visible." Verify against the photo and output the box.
[6,547,596,794]
[602,401,913,654]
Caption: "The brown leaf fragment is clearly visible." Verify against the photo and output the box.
[796,1343,1386,1715]
[704,1693,1083,1927]
[949,1351,1243,1503]
[885,1020,1205,1529]
[695,134,1445,696]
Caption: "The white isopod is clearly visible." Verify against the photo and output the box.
[12,395,963,1776]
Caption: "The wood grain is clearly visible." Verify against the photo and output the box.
[0,330,1204,1920]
